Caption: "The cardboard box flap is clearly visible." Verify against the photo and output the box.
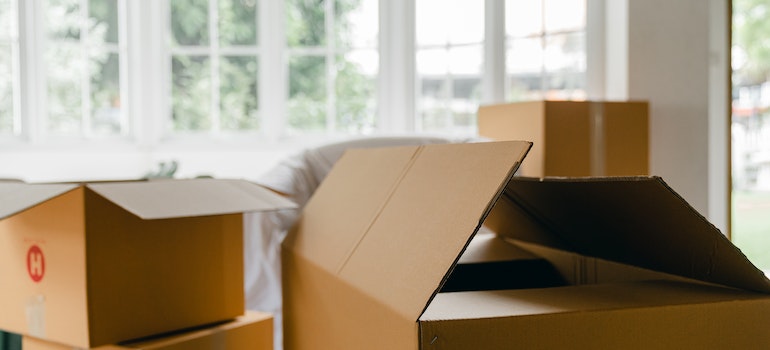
[285,141,531,320]
[87,178,296,219]
[494,176,770,293]
[0,182,79,219]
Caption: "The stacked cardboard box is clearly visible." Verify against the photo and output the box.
[22,311,272,350]
[477,100,649,177]
[282,141,770,349]
[0,179,293,349]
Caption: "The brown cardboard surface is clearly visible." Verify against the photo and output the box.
[22,311,273,350]
[0,179,294,348]
[0,183,78,219]
[478,100,648,177]
[420,281,770,349]
[283,141,532,349]
[283,141,770,350]
[490,176,770,293]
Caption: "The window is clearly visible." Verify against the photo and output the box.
[285,0,378,135]
[415,0,484,135]
[505,0,586,101]
[0,0,17,136]
[169,0,260,133]
[2,1,589,181]
[43,0,126,138]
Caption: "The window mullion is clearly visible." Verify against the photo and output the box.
[18,0,45,143]
[81,0,92,138]
[483,0,505,103]
[326,0,336,133]
[259,0,286,142]
[378,0,415,133]
[209,0,221,134]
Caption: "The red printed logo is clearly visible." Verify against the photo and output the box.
[27,245,45,283]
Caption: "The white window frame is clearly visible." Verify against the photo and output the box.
[1,0,599,182]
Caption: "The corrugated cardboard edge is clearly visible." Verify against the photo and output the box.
[87,179,296,220]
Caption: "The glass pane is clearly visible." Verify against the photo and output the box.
[46,0,81,40]
[506,0,542,37]
[46,44,82,135]
[0,0,11,39]
[448,45,482,75]
[91,52,122,135]
[336,50,377,133]
[544,32,585,72]
[219,0,257,46]
[417,0,483,46]
[288,55,326,131]
[172,55,211,131]
[337,0,377,49]
[220,55,259,130]
[506,37,544,101]
[0,44,13,134]
[732,0,770,270]
[544,72,585,100]
[417,48,449,76]
[287,0,326,47]
[171,0,210,46]
[544,0,585,33]
[89,0,119,44]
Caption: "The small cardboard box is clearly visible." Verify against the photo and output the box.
[0,179,294,348]
[22,311,273,350]
[477,100,648,177]
[282,141,770,350]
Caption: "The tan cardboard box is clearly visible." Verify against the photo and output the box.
[477,100,648,177]
[0,179,294,348]
[22,311,273,350]
[282,141,770,350]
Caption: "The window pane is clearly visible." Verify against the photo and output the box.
[287,0,326,47]
[89,0,119,44]
[543,32,585,100]
[0,0,11,39]
[172,55,211,131]
[46,0,80,40]
[544,0,585,33]
[220,55,259,130]
[506,37,544,101]
[91,52,122,135]
[171,0,210,46]
[46,44,82,135]
[336,50,377,133]
[0,44,12,134]
[417,0,483,46]
[506,0,542,37]
[337,0,377,49]
[288,55,326,131]
[219,0,257,46]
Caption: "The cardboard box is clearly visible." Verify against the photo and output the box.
[477,100,648,177]
[22,311,273,350]
[0,179,294,348]
[282,141,770,350]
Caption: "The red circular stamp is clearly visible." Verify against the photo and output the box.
[27,245,45,283]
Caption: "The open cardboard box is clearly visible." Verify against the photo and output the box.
[22,311,273,350]
[0,179,295,348]
[282,141,770,350]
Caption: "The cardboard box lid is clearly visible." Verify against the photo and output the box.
[492,176,770,293]
[284,141,532,321]
[0,182,79,219]
[0,179,296,220]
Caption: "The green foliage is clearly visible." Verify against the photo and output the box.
[734,0,770,85]
[171,0,210,46]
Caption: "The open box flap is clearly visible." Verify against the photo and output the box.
[283,141,532,321]
[489,176,770,293]
[0,182,79,220]
[87,178,297,220]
